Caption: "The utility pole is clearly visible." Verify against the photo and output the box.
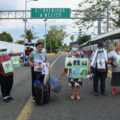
[97,8,101,35]
[107,0,109,33]
[107,0,109,50]
[44,19,47,51]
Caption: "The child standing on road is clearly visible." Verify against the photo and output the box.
[61,43,84,100]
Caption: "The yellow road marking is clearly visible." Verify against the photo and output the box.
[47,53,56,56]
[16,54,63,120]
[16,97,34,120]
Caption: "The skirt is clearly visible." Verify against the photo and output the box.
[111,72,120,86]
[68,78,82,87]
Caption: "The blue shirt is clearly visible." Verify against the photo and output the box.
[29,50,47,63]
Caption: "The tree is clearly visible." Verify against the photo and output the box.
[15,40,24,44]
[45,26,68,52]
[20,29,39,42]
[36,39,44,44]
[76,34,91,45]
[75,0,120,33]
[0,32,13,42]
[70,35,75,42]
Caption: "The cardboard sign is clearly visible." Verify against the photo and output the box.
[65,57,73,69]
[2,61,14,74]
[11,56,20,67]
[97,59,106,69]
[80,68,88,79]
[34,62,42,72]
[72,58,81,69]
[72,69,81,78]
[81,58,88,67]
[42,63,49,75]
[116,55,120,65]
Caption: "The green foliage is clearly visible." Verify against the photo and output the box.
[45,25,68,52]
[15,40,24,44]
[75,0,120,32]
[0,32,13,42]
[20,29,39,42]
[36,39,44,44]
[76,35,91,45]
[70,35,74,42]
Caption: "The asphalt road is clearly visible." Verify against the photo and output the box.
[0,53,120,120]
[0,54,60,120]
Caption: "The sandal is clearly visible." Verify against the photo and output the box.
[70,95,75,100]
[77,96,80,100]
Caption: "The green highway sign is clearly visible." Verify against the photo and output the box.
[31,8,71,18]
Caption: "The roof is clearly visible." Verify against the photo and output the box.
[80,28,120,47]
[23,43,35,46]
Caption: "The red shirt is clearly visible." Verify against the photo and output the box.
[25,49,31,56]
[0,55,13,76]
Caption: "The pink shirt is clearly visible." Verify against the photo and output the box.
[0,55,13,76]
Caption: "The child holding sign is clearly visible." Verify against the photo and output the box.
[61,43,84,100]
[0,46,14,102]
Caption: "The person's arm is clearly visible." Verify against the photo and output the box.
[60,68,68,83]
[108,52,118,67]
[27,52,35,67]
[109,58,118,67]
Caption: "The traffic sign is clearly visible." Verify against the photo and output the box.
[31,8,71,18]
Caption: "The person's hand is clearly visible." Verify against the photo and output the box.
[88,68,91,74]
[105,61,111,64]
[114,63,118,67]
[30,63,35,67]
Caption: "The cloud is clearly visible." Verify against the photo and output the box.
[0,0,80,44]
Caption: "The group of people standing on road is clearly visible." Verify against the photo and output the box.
[61,41,120,100]
[0,41,120,103]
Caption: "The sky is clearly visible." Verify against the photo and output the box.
[0,0,82,45]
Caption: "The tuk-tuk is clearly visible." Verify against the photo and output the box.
[20,43,36,66]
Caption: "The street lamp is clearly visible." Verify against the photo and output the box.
[44,19,47,50]
[24,0,38,42]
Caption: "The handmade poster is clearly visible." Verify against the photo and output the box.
[81,58,88,67]
[11,56,20,67]
[65,57,73,69]
[2,61,14,74]
[80,68,88,79]
[72,69,81,79]
[42,63,49,75]
[97,59,106,69]
[116,55,120,65]
[72,58,81,69]
[34,62,42,72]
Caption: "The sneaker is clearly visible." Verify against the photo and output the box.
[101,92,107,96]
[3,98,9,103]
[112,88,117,95]
[93,92,99,96]
[8,96,14,101]
[32,97,35,102]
